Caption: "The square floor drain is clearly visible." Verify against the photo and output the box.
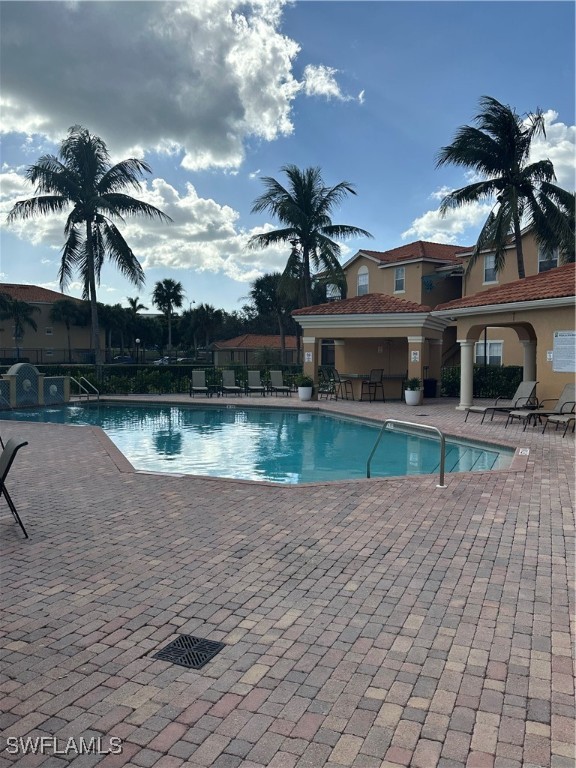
[153,634,225,670]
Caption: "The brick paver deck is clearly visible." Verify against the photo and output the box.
[0,396,574,768]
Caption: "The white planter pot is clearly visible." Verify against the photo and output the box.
[298,386,313,401]
[404,389,422,406]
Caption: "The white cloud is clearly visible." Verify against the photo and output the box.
[302,64,348,101]
[0,0,304,172]
[404,110,575,243]
[1,167,291,284]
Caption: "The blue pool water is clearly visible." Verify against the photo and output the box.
[1,404,513,484]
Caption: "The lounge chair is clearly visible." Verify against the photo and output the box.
[542,412,576,437]
[464,381,538,423]
[221,370,243,396]
[269,370,291,396]
[0,438,29,538]
[189,370,209,397]
[360,369,385,402]
[246,370,266,396]
[506,383,575,430]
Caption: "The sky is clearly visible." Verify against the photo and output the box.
[0,0,574,314]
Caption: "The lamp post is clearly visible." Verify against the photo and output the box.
[135,338,140,365]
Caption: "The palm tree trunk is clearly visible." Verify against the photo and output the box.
[86,219,102,364]
[512,207,526,279]
[167,310,172,350]
[302,247,313,307]
[277,313,286,364]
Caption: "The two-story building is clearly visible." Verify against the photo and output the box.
[293,233,575,402]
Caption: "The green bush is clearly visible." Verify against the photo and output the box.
[441,365,523,399]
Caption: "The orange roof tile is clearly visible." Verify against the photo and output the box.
[436,263,576,311]
[0,283,83,304]
[213,334,298,350]
[293,293,431,316]
[359,241,470,266]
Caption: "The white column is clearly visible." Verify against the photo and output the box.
[457,340,475,410]
[521,340,537,381]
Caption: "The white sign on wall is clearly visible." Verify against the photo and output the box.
[411,350,420,363]
[553,331,576,373]
[304,351,313,363]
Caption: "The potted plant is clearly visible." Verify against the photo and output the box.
[404,377,422,406]
[295,374,314,401]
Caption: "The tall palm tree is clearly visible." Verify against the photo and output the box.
[437,95,574,279]
[6,125,172,363]
[49,298,86,363]
[152,279,184,351]
[0,296,39,360]
[247,165,372,308]
[127,295,148,316]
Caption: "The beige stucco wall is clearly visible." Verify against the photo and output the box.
[0,302,93,363]
[456,304,575,401]
[462,230,543,296]
[345,256,386,297]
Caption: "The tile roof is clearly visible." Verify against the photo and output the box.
[359,241,471,266]
[435,262,576,311]
[212,334,298,350]
[293,293,431,316]
[0,283,83,304]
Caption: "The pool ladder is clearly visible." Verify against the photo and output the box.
[366,419,447,488]
[70,376,100,402]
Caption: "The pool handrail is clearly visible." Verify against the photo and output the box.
[366,419,446,488]
[70,376,100,402]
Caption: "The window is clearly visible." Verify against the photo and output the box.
[45,327,53,336]
[475,340,503,366]
[326,284,341,301]
[484,254,497,283]
[538,246,559,273]
[357,266,369,296]
[394,266,405,292]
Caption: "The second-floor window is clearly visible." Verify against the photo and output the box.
[484,254,497,283]
[394,266,405,292]
[325,284,341,301]
[357,266,369,296]
[538,246,559,273]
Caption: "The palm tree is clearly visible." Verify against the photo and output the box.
[6,125,172,363]
[248,273,298,363]
[437,95,574,279]
[247,165,372,308]
[152,279,184,351]
[49,298,86,363]
[127,295,148,316]
[0,296,39,360]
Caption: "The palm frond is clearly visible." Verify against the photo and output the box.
[98,158,153,194]
[101,193,173,222]
[98,221,145,288]
[7,195,69,222]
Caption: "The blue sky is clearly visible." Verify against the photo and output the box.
[1,0,574,313]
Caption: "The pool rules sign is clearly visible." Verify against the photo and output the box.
[552,331,576,372]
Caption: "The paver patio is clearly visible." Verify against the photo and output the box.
[0,396,574,768]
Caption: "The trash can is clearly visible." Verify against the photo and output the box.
[423,378,437,398]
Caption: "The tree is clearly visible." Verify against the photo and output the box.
[247,165,372,307]
[152,279,184,351]
[49,298,86,363]
[6,125,171,363]
[248,273,298,363]
[0,296,39,360]
[437,95,574,279]
[126,296,148,316]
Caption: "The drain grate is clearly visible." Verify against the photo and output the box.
[153,634,225,670]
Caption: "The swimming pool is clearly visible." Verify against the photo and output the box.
[0,403,514,484]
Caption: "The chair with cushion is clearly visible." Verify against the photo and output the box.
[0,438,29,538]
[506,382,575,431]
[360,369,385,402]
[246,370,266,396]
[464,381,538,423]
[269,370,291,396]
[189,370,209,397]
[221,370,243,396]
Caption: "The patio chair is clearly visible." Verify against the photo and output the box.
[464,380,538,424]
[0,438,29,538]
[221,370,243,396]
[360,369,385,402]
[318,368,335,399]
[505,383,575,431]
[269,370,291,397]
[189,370,209,397]
[332,369,354,401]
[246,370,266,396]
[542,412,576,437]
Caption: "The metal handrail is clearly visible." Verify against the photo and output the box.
[70,376,100,402]
[366,418,447,488]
